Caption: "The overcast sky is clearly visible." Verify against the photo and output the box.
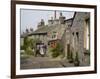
[20,9,74,34]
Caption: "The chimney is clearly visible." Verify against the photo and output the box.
[26,28,29,33]
[60,12,62,16]
[59,12,65,24]
[54,10,56,19]
[41,19,45,26]
[30,28,33,32]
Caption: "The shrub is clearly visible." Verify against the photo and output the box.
[75,52,79,61]
[70,51,73,59]
[68,51,74,63]
[25,47,33,56]
[74,52,80,66]
[23,36,29,50]
[51,42,63,58]
[22,37,41,56]
[20,45,24,50]
[51,50,60,58]
[67,52,70,59]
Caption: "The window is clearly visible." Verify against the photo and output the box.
[76,32,79,41]
[52,31,57,39]
[72,32,74,36]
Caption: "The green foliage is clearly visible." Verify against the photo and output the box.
[51,42,63,58]
[67,52,70,59]
[31,38,40,49]
[60,52,65,58]
[21,37,41,56]
[68,51,73,63]
[70,51,73,59]
[29,38,35,49]
[51,50,60,58]
[23,36,29,50]
[75,52,79,62]
[25,47,33,55]
[74,52,80,66]
[21,45,25,50]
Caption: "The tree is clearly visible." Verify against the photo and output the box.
[23,36,29,50]
[22,37,41,56]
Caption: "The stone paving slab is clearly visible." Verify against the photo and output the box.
[21,56,90,69]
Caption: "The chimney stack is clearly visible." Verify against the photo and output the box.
[54,10,56,19]
[30,28,33,32]
[26,28,29,33]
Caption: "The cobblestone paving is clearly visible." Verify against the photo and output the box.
[20,55,90,69]
[21,56,74,69]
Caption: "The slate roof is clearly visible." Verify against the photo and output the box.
[34,25,50,33]
[33,24,67,40]
[21,18,73,40]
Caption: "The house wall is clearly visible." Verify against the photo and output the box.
[61,18,73,59]
[61,12,90,63]
[71,12,90,63]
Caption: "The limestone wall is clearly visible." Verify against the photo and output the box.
[71,12,90,63]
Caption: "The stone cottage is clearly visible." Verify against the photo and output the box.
[21,11,90,65]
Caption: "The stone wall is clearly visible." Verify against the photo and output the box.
[70,12,90,63]
[61,12,90,64]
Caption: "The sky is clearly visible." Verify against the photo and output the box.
[20,9,74,34]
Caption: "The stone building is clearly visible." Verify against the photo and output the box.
[21,11,90,65]
[70,12,90,64]
[61,18,73,59]
[60,12,90,64]
[32,12,68,49]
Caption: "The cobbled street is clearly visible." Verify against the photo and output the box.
[20,55,90,69]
